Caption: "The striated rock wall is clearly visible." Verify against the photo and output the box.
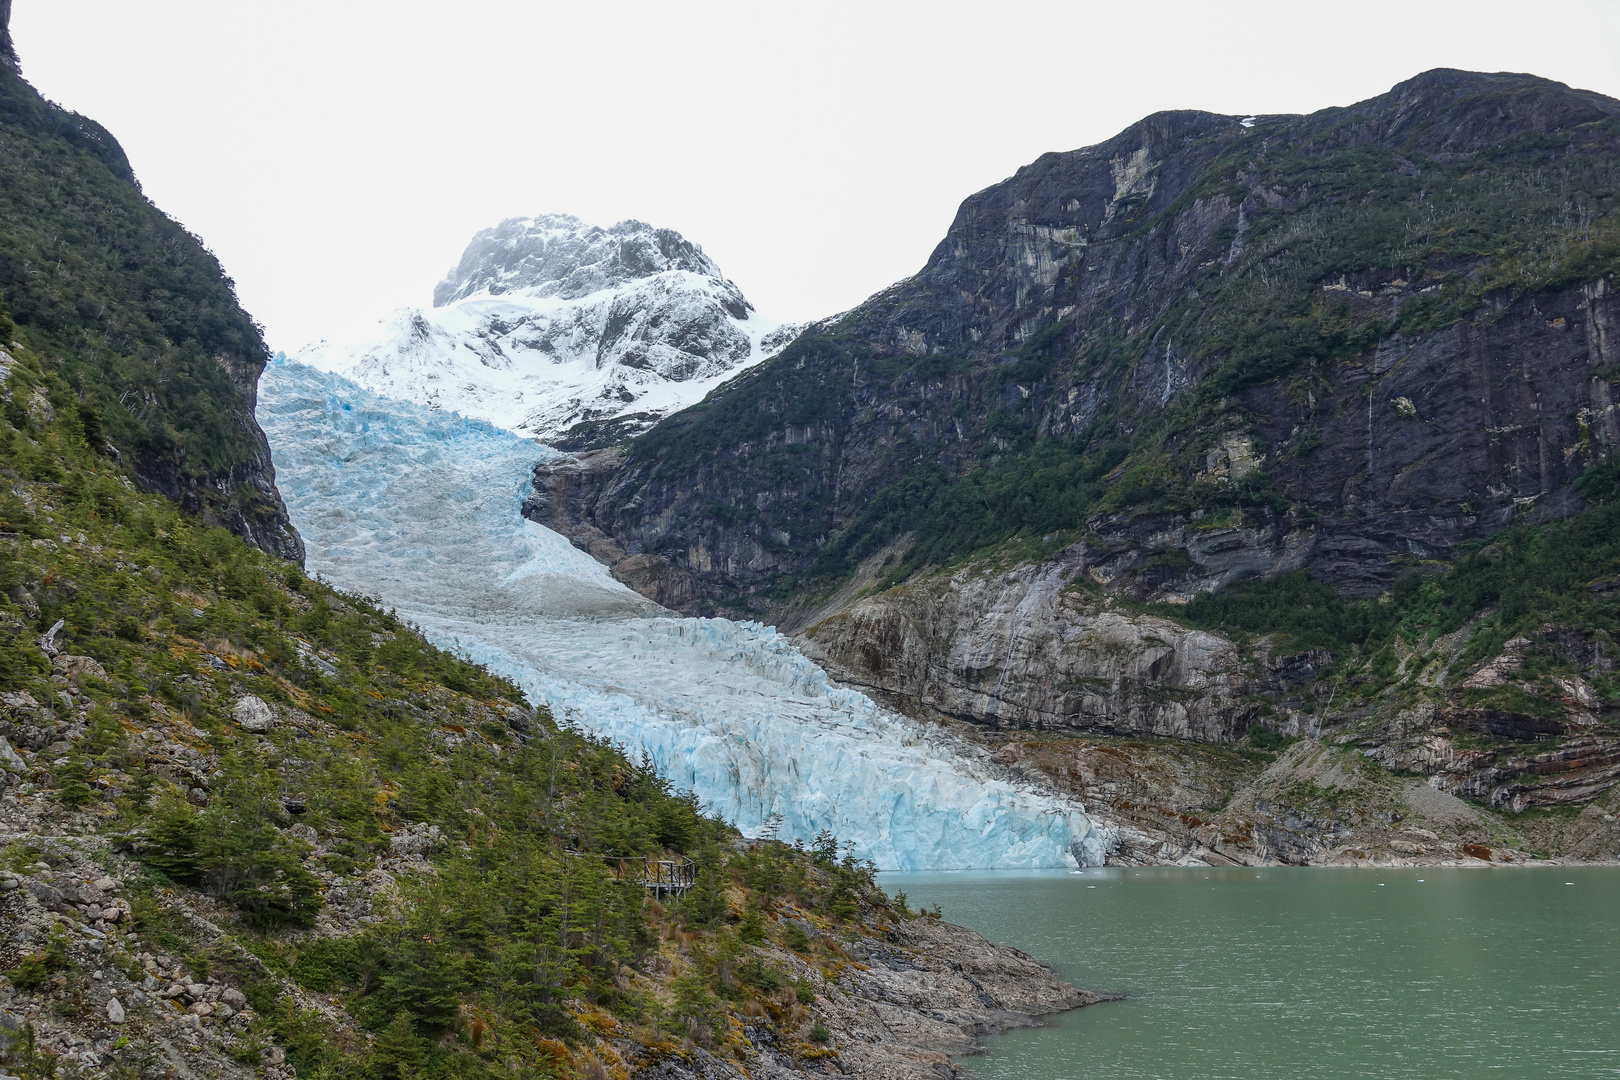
[795,553,1256,742]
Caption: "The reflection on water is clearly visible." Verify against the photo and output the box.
[887,867,1620,1080]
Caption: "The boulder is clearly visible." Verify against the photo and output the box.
[69,880,107,905]
[52,654,108,681]
[24,879,65,910]
[230,695,275,734]
[0,691,37,713]
[0,735,25,772]
[388,825,441,856]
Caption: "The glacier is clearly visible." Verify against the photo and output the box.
[293,214,801,445]
[257,357,1111,870]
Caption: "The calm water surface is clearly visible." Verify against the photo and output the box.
[886,867,1620,1079]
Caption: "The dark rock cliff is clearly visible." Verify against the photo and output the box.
[527,70,1620,777]
[531,70,1620,618]
[0,11,302,562]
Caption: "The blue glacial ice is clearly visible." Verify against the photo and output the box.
[257,357,1111,869]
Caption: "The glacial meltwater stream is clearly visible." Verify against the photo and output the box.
[893,866,1620,1080]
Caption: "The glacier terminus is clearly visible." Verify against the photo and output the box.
[257,357,1111,869]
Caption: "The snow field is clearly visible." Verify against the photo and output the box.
[292,213,801,443]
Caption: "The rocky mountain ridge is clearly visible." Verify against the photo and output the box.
[526,69,1620,862]
[297,214,801,445]
[433,213,726,305]
[532,69,1619,607]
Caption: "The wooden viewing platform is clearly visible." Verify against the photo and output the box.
[567,852,696,896]
[623,858,696,896]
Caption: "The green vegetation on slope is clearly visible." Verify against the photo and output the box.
[1176,473,1620,714]
[0,56,292,549]
[0,338,902,1078]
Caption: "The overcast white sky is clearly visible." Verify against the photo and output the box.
[11,1,1620,351]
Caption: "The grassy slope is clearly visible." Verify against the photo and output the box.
[0,339,903,1078]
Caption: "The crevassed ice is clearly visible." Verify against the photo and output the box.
[257,357,1110,869]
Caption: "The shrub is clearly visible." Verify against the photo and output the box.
[6,930,73,990]
[781,922,811,953]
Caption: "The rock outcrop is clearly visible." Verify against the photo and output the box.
[986,728,1620,868]
[785,915,1110,1079]
[621,915,1110,1080]
[796,551,1256,741]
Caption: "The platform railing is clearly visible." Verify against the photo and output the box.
[565,852,696,895]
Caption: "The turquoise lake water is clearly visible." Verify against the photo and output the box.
[887,866,1620,1079]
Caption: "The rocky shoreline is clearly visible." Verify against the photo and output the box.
[623,915,1111,1080]
[765,915,1113,1080]
[0,788,1108,1080]
[981,730,1620,869]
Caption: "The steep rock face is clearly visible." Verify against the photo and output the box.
[795,554,1256,742]
[525,71,1620,822]
[298,214,799,444]
[0,24,302,562]
[532,69,1620,607]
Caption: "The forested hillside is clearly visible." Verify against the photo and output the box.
[0,331,1024,1079]
[0,12,300,561]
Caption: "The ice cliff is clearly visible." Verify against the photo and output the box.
[293,214,800,444]
[257,357,1110,869]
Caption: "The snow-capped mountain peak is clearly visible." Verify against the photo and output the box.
[296,214,801,445]
[432,213,729,306]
